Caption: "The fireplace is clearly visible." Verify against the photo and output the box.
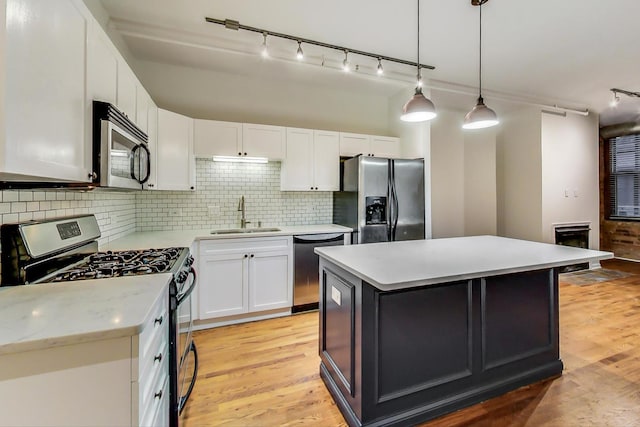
[555,224,590,272]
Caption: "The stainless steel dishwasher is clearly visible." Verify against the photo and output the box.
[293,233,346,313]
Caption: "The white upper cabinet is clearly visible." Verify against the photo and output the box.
[193,119,242,157]
[313,130,340,190]
[242,123,285,159]
[281,128,313,191]
[280,128,339,191]
[144,99,159,190]
[157,109,195,191]
[135,84,150,134]
[339,132,400,158]
[86,22,117,106]
[3,0,92,182]
[370,135,401,158]
[116,61,137,123]
[193,120,284,160]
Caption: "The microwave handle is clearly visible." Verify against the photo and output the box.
[130,144,151,185]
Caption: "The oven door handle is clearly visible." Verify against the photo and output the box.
[177,267,197,306]
[178,341,198,415]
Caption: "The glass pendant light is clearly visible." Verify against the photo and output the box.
[401,0,437,122]
[463,0,499,129]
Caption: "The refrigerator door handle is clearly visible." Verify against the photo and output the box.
[386,167,392,241]
[390,161,399,241]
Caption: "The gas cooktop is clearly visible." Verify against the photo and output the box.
[49,247,185,282]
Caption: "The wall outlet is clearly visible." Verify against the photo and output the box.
[168,208,182,217]
[208,205,220,216]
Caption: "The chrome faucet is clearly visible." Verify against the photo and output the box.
[238,195,251,228]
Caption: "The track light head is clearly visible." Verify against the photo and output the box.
[377,58,383,76]
[261,32,268,58]
[296,41,304,60]
[342,50,350,72]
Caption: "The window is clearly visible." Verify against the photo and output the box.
[609,133,640,218]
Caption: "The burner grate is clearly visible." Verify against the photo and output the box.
[48,247,185,282]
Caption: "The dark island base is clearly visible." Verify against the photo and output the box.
[318,261,563,427]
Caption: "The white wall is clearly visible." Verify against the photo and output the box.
[541,111,600,248]
[134,59,393,136]
[464,128,497,236]
[430,111,465,238]
[496,106,543,241]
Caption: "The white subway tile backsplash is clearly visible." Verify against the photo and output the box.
[136,160,332,232]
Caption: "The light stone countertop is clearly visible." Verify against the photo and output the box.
[0,274,171,355]
[315,235,613,291]
[102,224,352,251]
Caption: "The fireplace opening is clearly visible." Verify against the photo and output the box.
[555,225,590,272]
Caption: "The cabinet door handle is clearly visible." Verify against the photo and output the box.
[154,316,163,326]
[154,353,162,363]
[154,390,163,400]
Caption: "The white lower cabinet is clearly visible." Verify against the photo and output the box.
[198,237,293,320]
[0,288,169,427]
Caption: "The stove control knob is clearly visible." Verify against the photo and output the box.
[186,255,194,267]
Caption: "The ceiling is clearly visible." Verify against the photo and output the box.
[98,0,640,127]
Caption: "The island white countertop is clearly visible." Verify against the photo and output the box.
[0,274,171,355]
[102,224,352,251]
[315,235,613,291]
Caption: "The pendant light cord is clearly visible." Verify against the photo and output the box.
[478,1,483,99]
[417,0,421,82]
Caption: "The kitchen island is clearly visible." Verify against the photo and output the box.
[315,235,612,427]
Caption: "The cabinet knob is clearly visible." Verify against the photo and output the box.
[154,353,162,363]
[154,390,163,400]
[243,152,247,156]
[244,254,248,258]
[315,187,318,190]
[88,172,97,180]
[154,316,163,326]
[190,186,195,190]
[148,183,154,188]
[238,152,242,155]
[250,254,254,258]
[310,187,314,190]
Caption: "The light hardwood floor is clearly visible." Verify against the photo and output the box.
[181,259,640,426]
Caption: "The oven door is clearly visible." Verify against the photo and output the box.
[100,120,151,189]
[176,268,198,422]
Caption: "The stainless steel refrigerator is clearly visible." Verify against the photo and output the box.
[333,156,425,244]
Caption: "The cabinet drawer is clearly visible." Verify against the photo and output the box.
[200,236,291,255]
[139,362,169,427]
[138,290,168,365]
[139,328,167,398]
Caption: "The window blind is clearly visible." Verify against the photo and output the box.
[610,133,640,218]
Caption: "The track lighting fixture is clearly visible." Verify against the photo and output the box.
[400,0,437,122]
[610,88,640,108]
[463,0,499,130]
[342,50,350,72]
[206,17,435,79]
[296,40,304,60]
[610,90,621,107]
[261,32,268,58]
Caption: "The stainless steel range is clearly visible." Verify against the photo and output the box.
[0,215,197,427]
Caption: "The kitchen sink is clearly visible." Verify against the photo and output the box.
[210,227,281,235]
